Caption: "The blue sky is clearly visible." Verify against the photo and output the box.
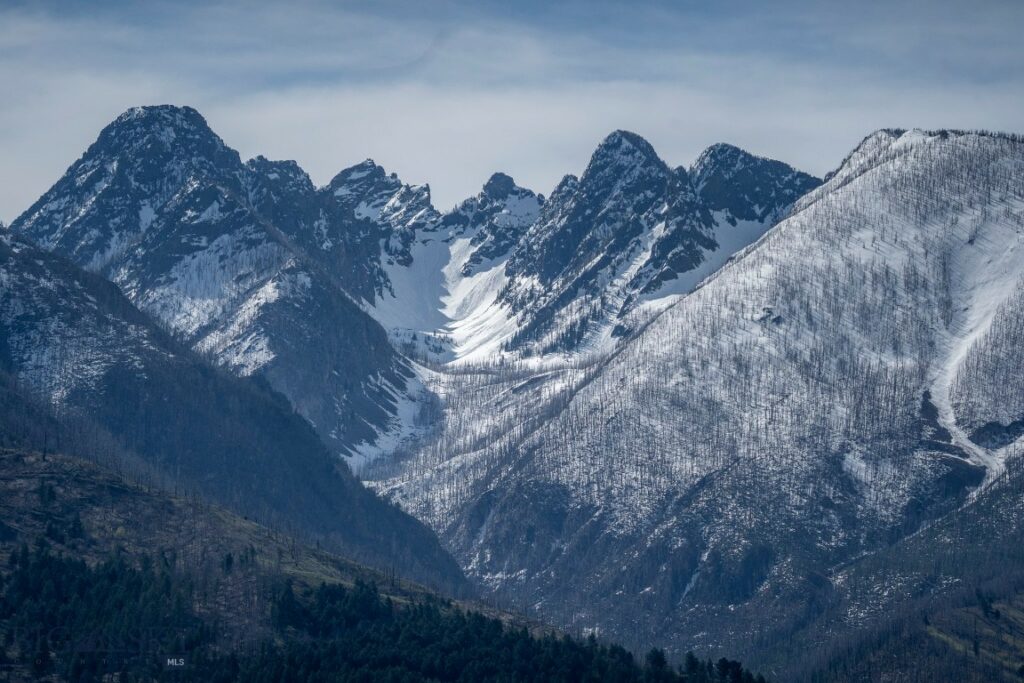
[2,0,1023,220]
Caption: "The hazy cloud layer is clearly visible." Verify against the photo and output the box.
[2,0,1023,219]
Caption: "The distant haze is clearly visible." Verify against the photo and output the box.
[1,0,1023,219]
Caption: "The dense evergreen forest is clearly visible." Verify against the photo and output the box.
[0,544,764,682]
[0,446,765,682]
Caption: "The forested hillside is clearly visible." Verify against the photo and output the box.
[794,453,1024,681]
[0,448,764,682]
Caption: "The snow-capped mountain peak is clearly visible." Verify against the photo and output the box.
[493,131,820,355]
[690,142,822,224]
[10,106,419,465]
[321,159,441,269]
[326,159,401,213]
[823,128,906,186]
[586,129,667,176]
[246,155,315,193]
[13,104,241,272]
[439,173,543,276]
[481,171,518,200]
[102,104,227,155]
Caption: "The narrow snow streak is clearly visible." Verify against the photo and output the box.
[930,333,1002,488]
[928,197,1024,489]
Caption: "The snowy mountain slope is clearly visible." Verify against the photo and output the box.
[239,154,536,364]
[371,129,1024,665]
[952,286,1024,449]
[319,159,442,293]
[497,131,821,355]
[345,131,817,363]
[386,177,544,360]
[796,447,1024,682]
[16,108,813,395]
[0,231,166,407]
[444,172,544,278]
[0,232,467,591]
[322,170,543,362]
[10,106,414,460]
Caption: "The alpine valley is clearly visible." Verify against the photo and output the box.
[5,105,1024,681]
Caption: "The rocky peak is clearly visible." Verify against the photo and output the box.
[328,159,391,190]
[379,183,439,232]
[690,143,747,187]
[245,156,314,193]
[482,172,517,201]
[95,104,240,172]
[438,173,543,276]
[690,142,821,223]
[11,105,244,271]
[325,160,410,222]
[581,130,667,187]
[547,174,580,205]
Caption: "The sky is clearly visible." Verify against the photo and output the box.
[2,0,1023,221]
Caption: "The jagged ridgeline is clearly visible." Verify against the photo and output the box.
[10,106,415,463]
[10,106,820,466]
[499,132,819,354]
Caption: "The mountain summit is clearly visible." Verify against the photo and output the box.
[15,105,241,270]
[10,105,417,463]
[496,130,821,354]
[690,142,820,223]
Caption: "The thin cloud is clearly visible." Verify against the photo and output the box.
[1,0,1022,220]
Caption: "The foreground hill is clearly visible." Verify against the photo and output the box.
[0,448,763,682]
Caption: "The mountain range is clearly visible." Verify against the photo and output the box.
[5,105,1024,679]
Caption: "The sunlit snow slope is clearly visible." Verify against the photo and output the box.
[372,129,1024,665]
[357,132,818,365]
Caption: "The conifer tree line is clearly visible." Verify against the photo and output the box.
[0,543,766,682]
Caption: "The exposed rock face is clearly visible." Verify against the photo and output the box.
[497,131,820,354]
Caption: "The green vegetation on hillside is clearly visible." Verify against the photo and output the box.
[0,448,765,682]
[0,544,765,683]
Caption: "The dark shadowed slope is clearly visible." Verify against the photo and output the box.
[0,232,465,592]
